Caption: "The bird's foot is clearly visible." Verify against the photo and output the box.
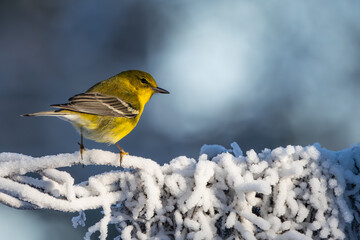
[116,143,128,167]
[78,142,85,168]
[78,142,85,159]
[119,150,129,167]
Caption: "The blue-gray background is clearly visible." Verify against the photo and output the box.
[1,1,359,239]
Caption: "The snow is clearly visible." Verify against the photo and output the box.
[0,143,359,239]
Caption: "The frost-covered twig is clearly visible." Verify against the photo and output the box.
[0,143,359,240]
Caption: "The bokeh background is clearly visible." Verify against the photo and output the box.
[1,0,360,239]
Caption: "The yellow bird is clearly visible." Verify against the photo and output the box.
[23,70,169,165]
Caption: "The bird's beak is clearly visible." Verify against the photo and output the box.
[153,87,170,94]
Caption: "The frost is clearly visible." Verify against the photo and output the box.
[72,211,86,228]
[230,142,243,157]
[0,143,359,239]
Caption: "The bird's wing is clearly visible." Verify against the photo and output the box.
[51,92,139,118]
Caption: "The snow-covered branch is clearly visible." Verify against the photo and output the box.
[0,143,359,239]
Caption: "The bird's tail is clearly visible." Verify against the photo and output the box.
[21,110,68,117]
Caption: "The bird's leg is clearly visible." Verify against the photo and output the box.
[78,131,85,167]
[116,143,129,166]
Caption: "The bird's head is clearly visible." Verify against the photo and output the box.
[121,70,169,105]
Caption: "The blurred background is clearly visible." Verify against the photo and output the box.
[1,0,360,239]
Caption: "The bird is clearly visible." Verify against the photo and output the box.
[22,70,169,166]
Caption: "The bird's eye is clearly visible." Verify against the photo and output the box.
[140,78,148,84]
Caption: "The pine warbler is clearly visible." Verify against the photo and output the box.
[23,70,169,165]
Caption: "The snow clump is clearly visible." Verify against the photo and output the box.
[0,142,359,239]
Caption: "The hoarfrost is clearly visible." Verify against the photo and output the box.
[0,143,359,239]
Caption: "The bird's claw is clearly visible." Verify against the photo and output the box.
[119,150,129,167]
[78,142,85,160]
